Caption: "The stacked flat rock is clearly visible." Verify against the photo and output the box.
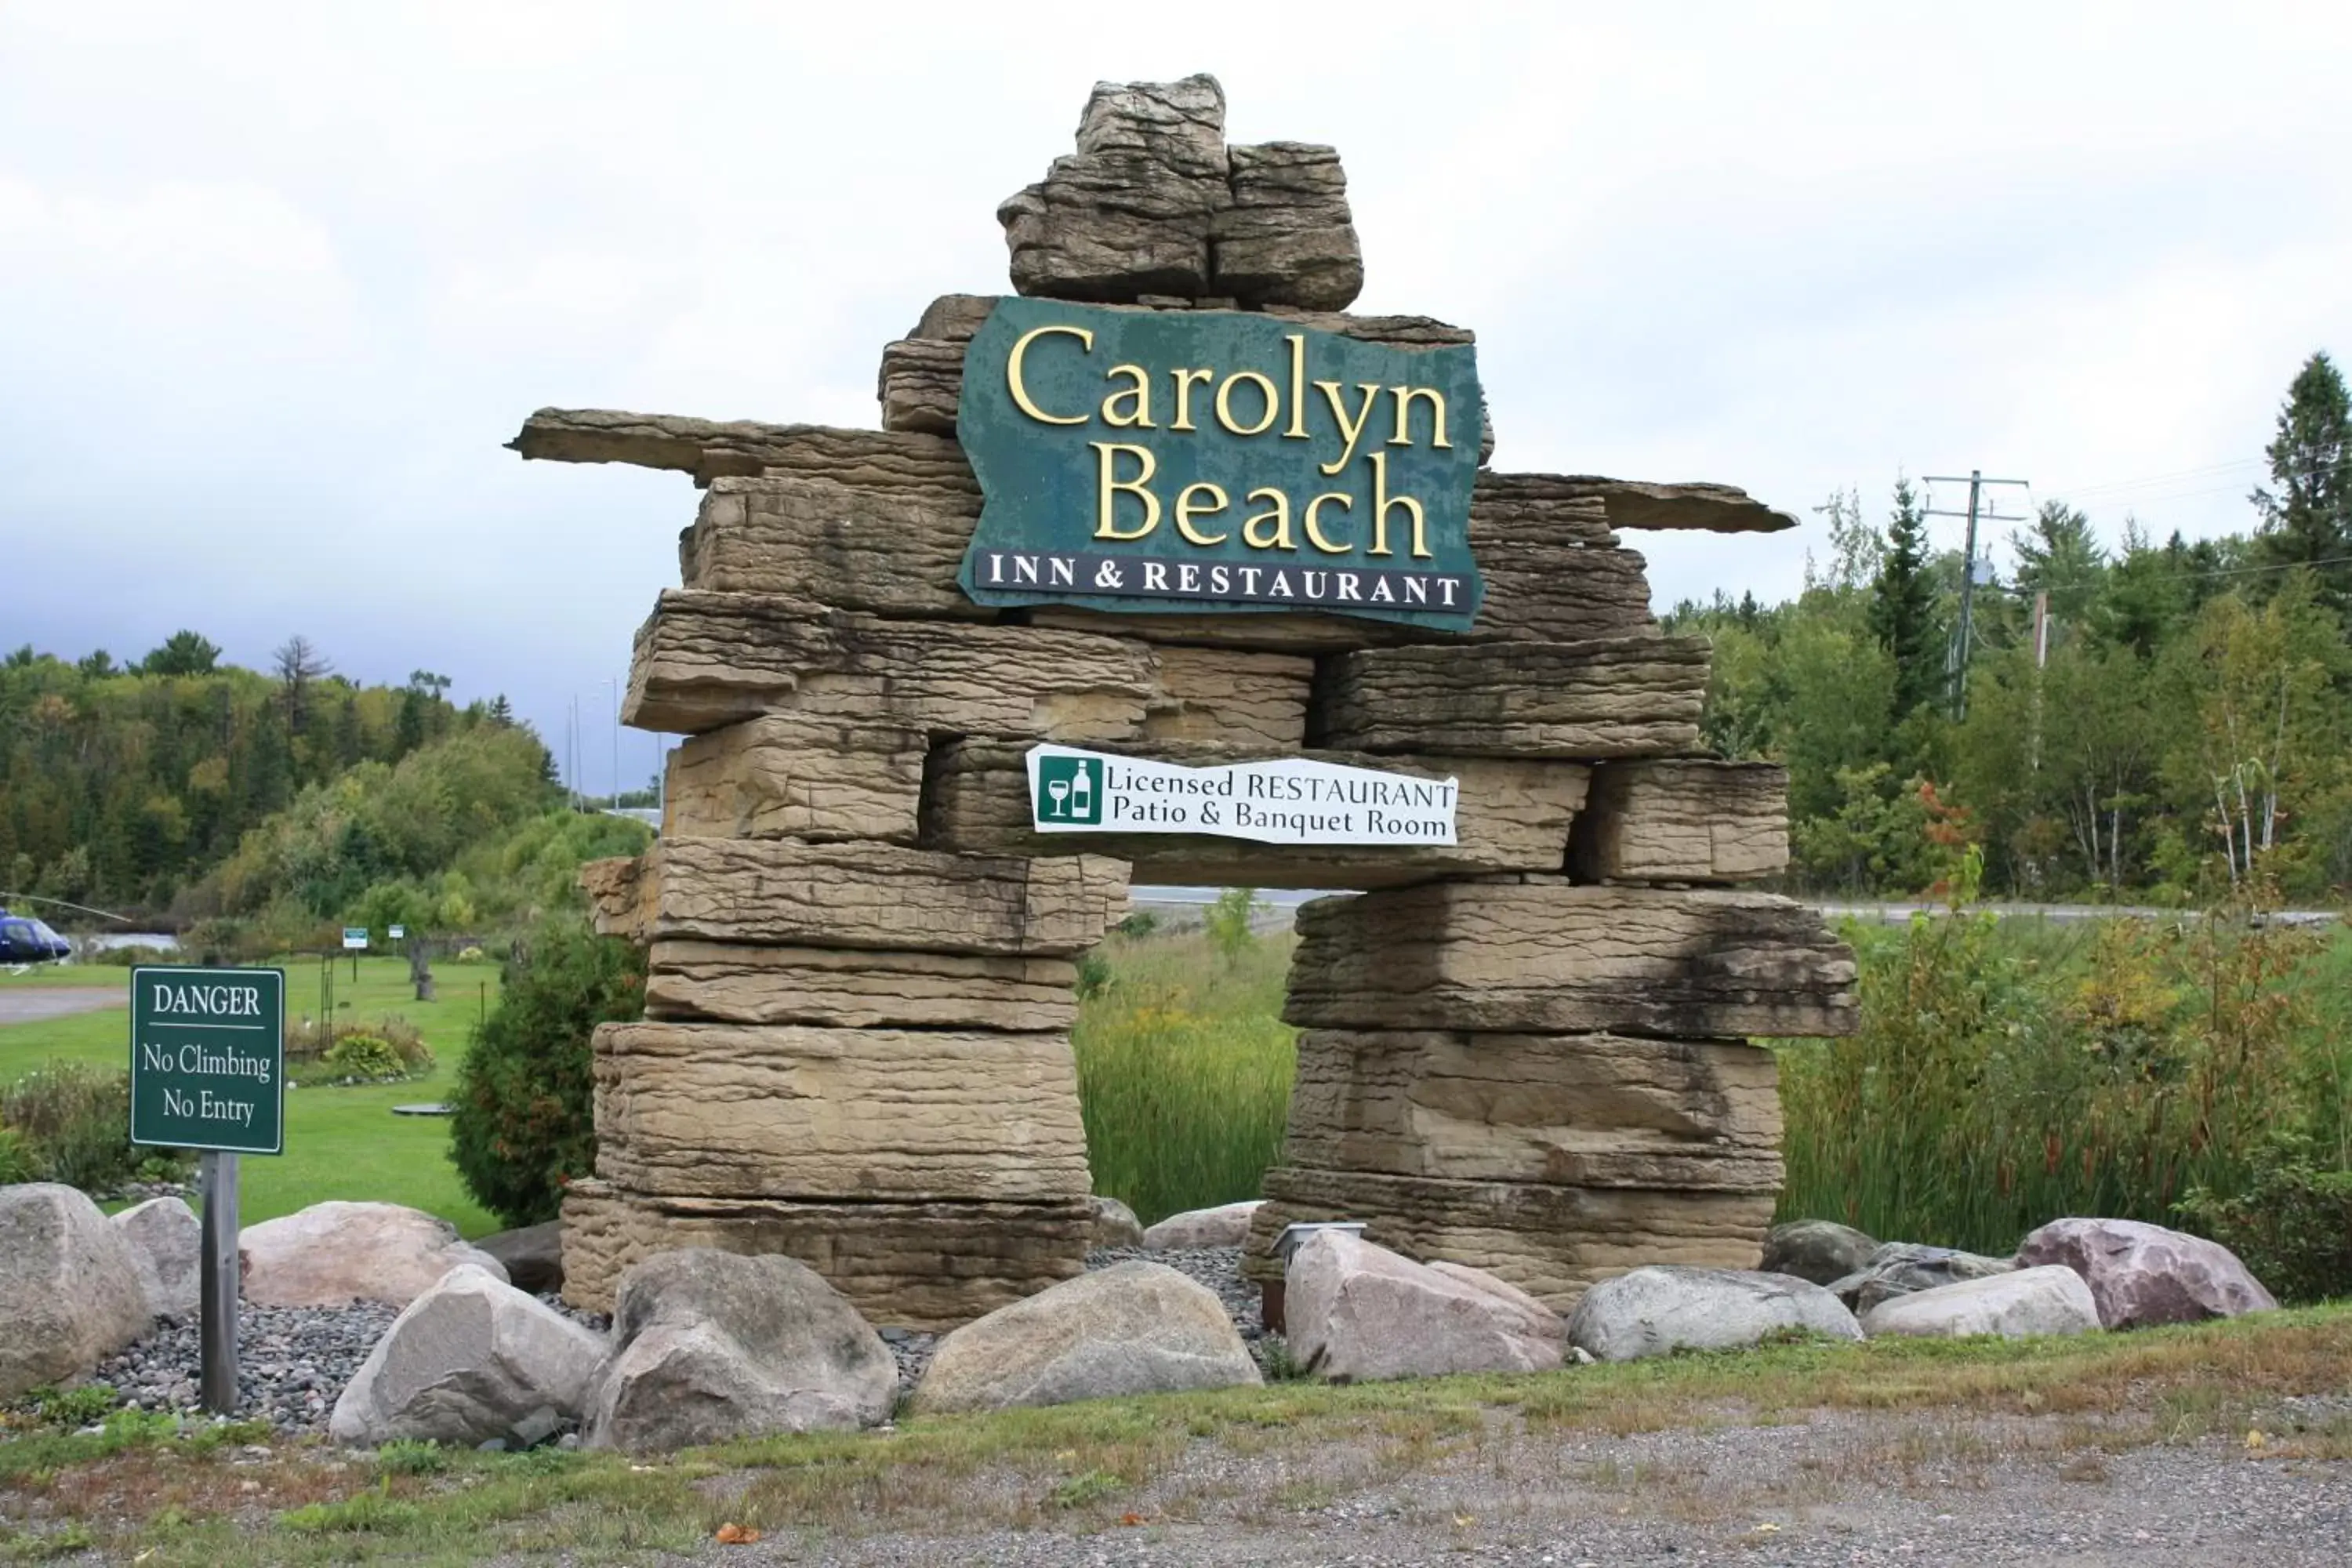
[514,74,1843,1332]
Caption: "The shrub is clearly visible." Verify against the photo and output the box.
[320,1033,407,1081]
[2179,1139,2352,1304]
[450,914,644,1228]
[0,1062,188,1193]
[288,1017,432,1080]
[0,1126,34,1184]
[1203,887,1261,967]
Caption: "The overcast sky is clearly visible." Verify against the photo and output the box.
[5,2,2347,794]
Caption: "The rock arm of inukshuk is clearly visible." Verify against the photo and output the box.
[511,73,1846,1328]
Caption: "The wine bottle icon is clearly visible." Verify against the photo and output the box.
[1069,760,1093,818]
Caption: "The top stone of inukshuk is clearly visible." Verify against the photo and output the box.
[998,74,1363,310]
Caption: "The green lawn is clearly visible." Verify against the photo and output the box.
[0,956,503,1237]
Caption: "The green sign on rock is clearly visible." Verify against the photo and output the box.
[129,966,285,1155]
[956,298,1485,630]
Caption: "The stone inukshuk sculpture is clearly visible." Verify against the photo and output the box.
[514,74,1856,1330]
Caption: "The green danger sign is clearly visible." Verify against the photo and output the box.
[129,966,285,1155]
[956,299,1485,630]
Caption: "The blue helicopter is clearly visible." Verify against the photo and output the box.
[0,909,74,964]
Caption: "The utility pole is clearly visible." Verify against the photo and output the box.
[1923,470,2031,720]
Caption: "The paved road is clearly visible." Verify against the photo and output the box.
[0,986,125,1026]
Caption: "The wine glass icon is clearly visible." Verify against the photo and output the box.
[1046,775,1072,818]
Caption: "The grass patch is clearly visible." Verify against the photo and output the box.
[0,956,500,1234]
[1073,925,1297,1224]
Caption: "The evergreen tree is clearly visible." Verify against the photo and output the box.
[2251,350,2352,615]
[1869,477,1940,721]
[2011,501,2107,631]
[143,631,221,677]
[75,650,118,680]
[486,695,515,728]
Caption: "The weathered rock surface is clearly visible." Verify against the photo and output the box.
[644,940,1078,1032]
[1859,1265,2101,1341]
[1144,1200,1263,1250]
[113,1195,201,1319]
[1566,1265,1862,1363]
[1242,1170,1776,1312]
[241,1202,505,1309]
[1284,881,1858,1037]
[1573,760,1790,884]
[1089,1196,1146,1250]
[1826,1243,2018,1315]
[328,1265,605,1447]
[593,1022,1089,1201]
[921,736,1585,888]
[583,838,1127,958]
[662,713,926,843]
[2016,1218,2278,1329]
[1214,141,1363,310]
[1760,1220,1878,1287]
[1000,74,1235,305]
[475,1221,565,1296]
[1286,1231,1563,1380]
[1283,1030,1780,1189]
[0,1184,152,1399]
[560,1181,1091,1330]
[914,1260,1261,1414]
[681,472,979,613]
[585,1249,896,1450]
[626,588,1310,744]
[1313,637,1711,758]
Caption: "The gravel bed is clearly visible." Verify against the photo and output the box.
[34,1247,1266,1429]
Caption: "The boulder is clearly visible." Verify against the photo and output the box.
[2016,1218,2278,1329]
[328,1265,606,1447]
[1088,1196,1145,1250]
[1860,1266,2101,1341]
[476,1221,564,1296]
[240,1202,506,1308]
[914,1261,1261,1414]
[1286,1232,1563,1380]
[113,1196,202,1319]
[583,1249,895,1451]
[1566,1266,1861,1363]
[1760,1220,1878,1287]
[0,1183,152,1398]
[1826,1243,2016,1314]
[1143,1200,1262,1250]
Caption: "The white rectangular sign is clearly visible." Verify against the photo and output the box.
[1026,746,1457,846]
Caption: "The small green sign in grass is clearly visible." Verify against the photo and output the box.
[129,965,285,1155]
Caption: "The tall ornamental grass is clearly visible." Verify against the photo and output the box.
[1777,883,2352,1276]
[1073,926,1298,1225]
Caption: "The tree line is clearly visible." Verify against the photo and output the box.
[0,631,544,920]
[1669,350,2352,901]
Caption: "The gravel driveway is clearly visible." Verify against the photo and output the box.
[699,1408,2352,1566]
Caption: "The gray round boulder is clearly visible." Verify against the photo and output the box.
[1566,1266,1862,1363]
[1142,1200,1261,1250]
[329,1264,607,1447]
[0,1183,153,1399]
[1859,1265,2100,1340]
[240,1201,506,1308]
[1761,1219,1878,1287]
[2016,1218,2276,1328]
[583,1248,895,1453]
[1087,1196,1145,1250]
[914,1260,1261,1414]
[1825,1242,2016,1314]
[113,1195,202,1319]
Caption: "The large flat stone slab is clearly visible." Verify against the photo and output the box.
[1572,759,1789,884]
[582,838,1127,957]
[591,1022,1089,1201]
[920,737,1585,888]
[1284,881,1857,1037]
[644,940,1077,1032]
[662,714,927,843]
[1312,637,1710,758]
[1283,1029,1782,1189]
[625,589,1310,745]
[559,1181,1091,1330]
